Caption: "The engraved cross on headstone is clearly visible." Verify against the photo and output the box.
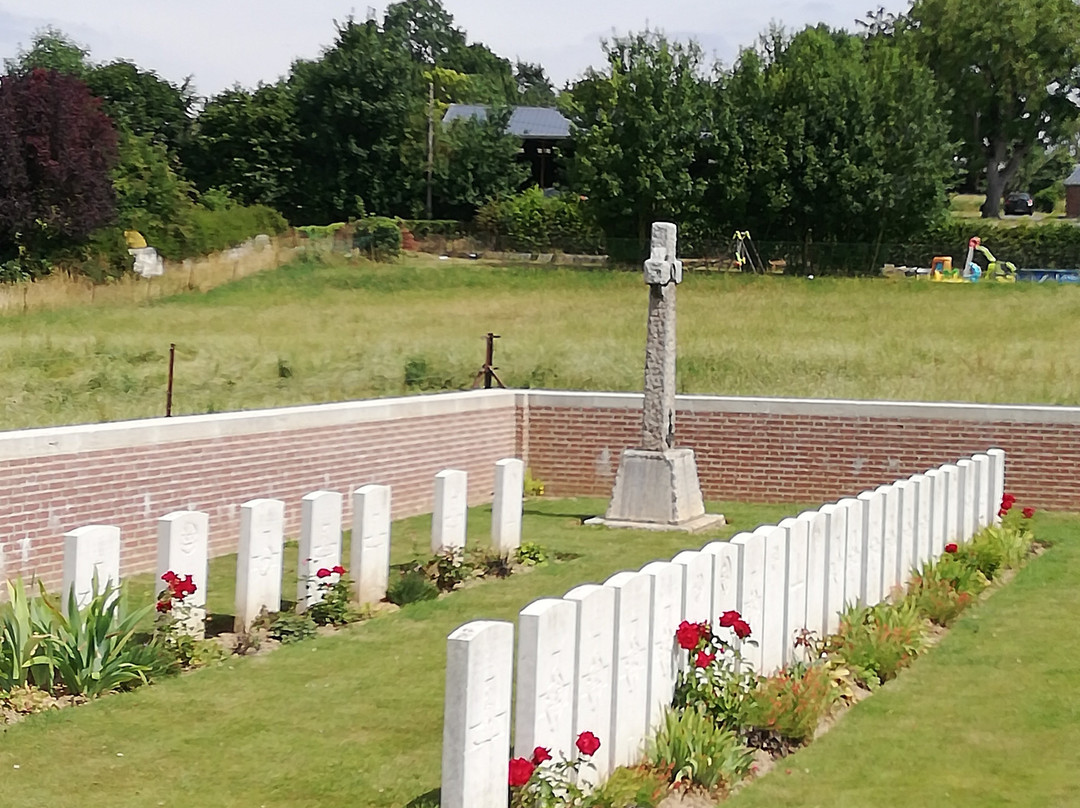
[642,222,683,451]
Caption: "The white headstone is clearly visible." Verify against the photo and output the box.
[605,571,652,769]
[515,598,577,760]
[819,503,847,634]
[156,511,209,635]
[878,485,900,596]
[352,484,392,606]
[802,510,828,639]
[940,463,960,548]
[156,511,209,610]
[729,532,765,672]
[701,540,742,634]
[956,459,976,542]
[641,561,684,731]
[297,490,343,611]
[672,550,713,626]
[856,490,885,605]
[909,474,932,569]
[972,453,992,530]
[63,524,121,609]
[564,584,616,779]
[895,479,917,582]
[441,620,514,808]
[492,458,525,553]
[758,525,788,674]
[779,517,809,666]
[433,469,468,554]
[987,448,1006,525]
[839,498,865,609]
[927,467,948,558]
[235,498,285,631]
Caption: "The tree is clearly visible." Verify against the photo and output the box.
[85,61,195,157]
[431,108,530,219]
[383,0,465,65]
[0,69,118,262]
[562,31,710,246]
[908,0,1080,217]
[515,61,557,106]
[3,26,89,77]
[722,26,953,243]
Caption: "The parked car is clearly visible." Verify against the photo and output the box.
[1004,192,1035,215]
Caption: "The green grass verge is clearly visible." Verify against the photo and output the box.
[2,254,1080,430]
[727,510,1080,808]
[0,498,799,808]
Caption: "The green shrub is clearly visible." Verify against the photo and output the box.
[353,217,402,260]
[426,550,471,592]
[1033,187,1059,213]
[743,663,841,743]
[0,578,57,692]
[905,570,973,627]
[587,766,668,808]
[829,601,926,688]
[387,570,439,606]
[308,576,353,626]
[515,542,549,567]
[476,188,605,254]
[646,707,754,790]
[268,612,317,644]
[969,524,1033,574]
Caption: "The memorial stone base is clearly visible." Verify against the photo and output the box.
[586,448,725,533]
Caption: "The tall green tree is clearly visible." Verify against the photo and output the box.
[84,61,194,157]
[3,26,89,77]
[908,0,1080,217]
[723,25,953,242]
[562,31,710,246]
[514,61,557,106]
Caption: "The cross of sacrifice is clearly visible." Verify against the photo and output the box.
[641,222,683,452]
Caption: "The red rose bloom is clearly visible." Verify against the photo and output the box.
[531,746,552,765]
[316,568,332,579]
[676,620,701,650]
[161,571,178,584]
[1022,507,1035,519]
[719,610,741,628]
[945,543,958,554]
[508,757,535,787]
[576,731,601,757]
[156,600,172,613]
[732,619,752,639]
[332,565,346,575]
[998,508,1008,518]
[694,650,716,668]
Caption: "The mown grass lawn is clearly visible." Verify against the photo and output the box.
[0,498,800,808]
[2,254,1080,430]
[727,510,1080,808]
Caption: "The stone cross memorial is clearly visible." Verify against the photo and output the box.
[591,222,723,532]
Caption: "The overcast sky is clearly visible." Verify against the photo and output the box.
[1,1,911,96]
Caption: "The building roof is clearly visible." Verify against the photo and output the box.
[442,104,571,139]
[1066,164,1080,186]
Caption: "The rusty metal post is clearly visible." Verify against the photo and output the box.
[484,332,498,389]
[166,343,176,417]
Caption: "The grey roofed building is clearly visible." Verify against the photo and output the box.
[442,104,571,139]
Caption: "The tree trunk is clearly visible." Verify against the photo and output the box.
[983,138,1030,218]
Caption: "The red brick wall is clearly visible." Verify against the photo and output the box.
[525,394,1080,511]
[0,396,516,590]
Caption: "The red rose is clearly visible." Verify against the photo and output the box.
[531,746,551,765]
[316,568,332,579]
[576,731,601,757]
[694,650,716,668]
[676,620,701,650]
[998,508,1008,518]
[719,610,741,628]
[733,619,752,639]
[161,571,178,584]
[508,757,535,787]
[156,600,172,613]
[945,543,958,554]
[1002,492,1016,505]
[332,565,346,575]
[1022,507,1035,519]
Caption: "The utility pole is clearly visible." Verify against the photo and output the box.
[426,78,435,220]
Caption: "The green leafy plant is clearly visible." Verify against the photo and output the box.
[0,578,56,692]
[671,612,759,730]
[37,580,154,698]
[427,549,471,592]
[515,542,549,567]
[472,549,514,579]
[387,570,439,606]
[828,600,927,688]
[585,766,668,808]
[267,612,317,644]
[307,565,352,626]
[352,216,402,260]
[905,570,973,627]
[646,706,754,790]
[508,730,603,808]
[743,663,841,744]
[523,469,546,497]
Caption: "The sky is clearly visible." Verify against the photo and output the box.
[0,1,912,97]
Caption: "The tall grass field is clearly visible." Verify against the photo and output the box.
[1,252,1078,430]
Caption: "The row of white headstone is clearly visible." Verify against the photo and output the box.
[55,458,526,632]
[440,449,1006,808]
